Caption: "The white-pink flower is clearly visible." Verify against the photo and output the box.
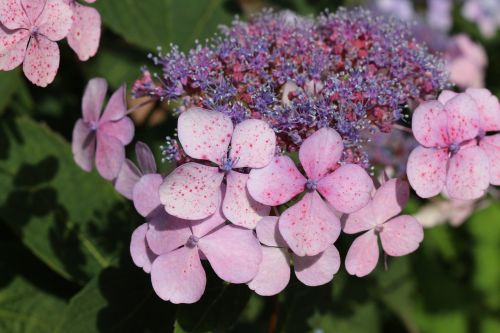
[0,0,73,86]
[247,127,374,256]
[159,108,276,228]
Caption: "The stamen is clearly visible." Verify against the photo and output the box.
[305,179,318,191]
[186,235,199,248]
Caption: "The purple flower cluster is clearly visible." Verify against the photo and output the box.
[133,8,448,167]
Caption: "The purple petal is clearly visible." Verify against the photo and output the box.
[114,159,141,199]
[72,118,96,172]
[136,141,157,174]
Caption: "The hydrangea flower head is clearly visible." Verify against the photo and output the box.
[344,179,423,277]
[159,108,276,228]
[72,78,134,180]
[248,127,374,256]
[0,0,73,86]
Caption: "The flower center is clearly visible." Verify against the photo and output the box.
[219,156,238,172]
[186,235,199,248]
[88,121,98,131]
[305,179,318,191]
[477,129,486,140]
[374,224,384,234]
[30,26,39,36]
[448,143,460,155]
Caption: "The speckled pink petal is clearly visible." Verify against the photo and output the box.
[444,93,480,143]
[36,0,72,41]
[279,191,340,256]
[130,223,157,274]
[372,179,409,223]
[345,230,379,277]
[22,37,59,87]
[0,28,29,71]
[465,88,500,132]
[247,156,306,206]
[95,131,125,180]
[229,119,276,168]
[67,3,100,61]
[406,146,448,198]
[248,246,290,296]
[133,174,163,217]
[342,200,375,234]
[151,247,206,304]
[0,0,28,30]
[114,159,141,199]
[299,127,343,180]
[159,162,224,220]
[199,225,262,283]
[411,100,448,147]
[380,215,423,256]
[294,244,340,286]
[255,216,287,247]
[146,210,192,255]
[82,77,107,123]
[480,134,500,185]
[317,164,374,214]
[446,146,489,200]
[190,199,227,238]
[438,90,457,104]
[177,108,233,164]
[21,0,45,25]
[100,84,127,123]
[71,118,96,172]
[136,141,156,174]
[98,117,134,145]
[223,171,270,229]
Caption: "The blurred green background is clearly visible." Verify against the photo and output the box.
[1,0,499,332]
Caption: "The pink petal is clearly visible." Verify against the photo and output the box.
[223,171,271,229]
[82,77,107,123]
[136,141,156,174]
[159,162,224,220]
[342,200,375,234]
[151,247,206,304]
[247,156,306,206]
[98,117,134,145]
[190,198,227,238]
[229,119,276,168]
[317,164,374,214]
[0,0,28,30]
[0,28,29,71]
[444,93,480,144]
[480,134,500,185]
[36,0,72,41]
[406,146,448,198]
[130,223,157,273]
[293,244,340,286]
[133,174,163,217]
[465,88,500,132]
[438,90,457,104]
[114,159,141,199]
[445,146,490,200]
[279,191,340,256]
[67,3,100,61]
[198,225,262,283]
[146,210,192,255]
[411,100,448,147]
[372,179,410,223]
[71,118,96,172]
[299,127,343,180]
[100,84,127,123]
[380,215,423,256]
[255,216,287,247]
[248,246,290,296]
[345,230,379,277]
[95,132,125,180]
[177,108,233,164]
[23,37,59,87]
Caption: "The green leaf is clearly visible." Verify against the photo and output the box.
[94,0,234,52]
[0,116,136,284]
[56,259,175,333]
[0,241,68,333]
[0,69,21,115]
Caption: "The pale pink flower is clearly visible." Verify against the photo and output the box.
[406,93,490,200]
[344,179,424,277]
[414,198,479,228]
[159,108,276,228]
[0,0,73,86]
[72,78,134,180]
[64,0,101,61]
[438,88,500,185]
[248,127,374,256]
[248,216,340,296]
